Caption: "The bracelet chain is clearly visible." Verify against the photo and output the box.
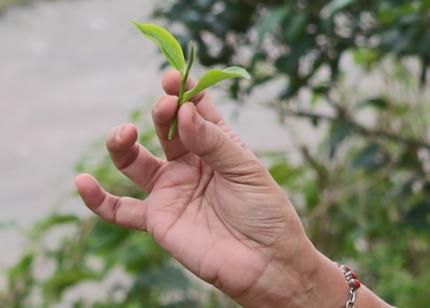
[336,263,362,308]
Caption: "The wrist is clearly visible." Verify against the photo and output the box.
[234,241,391,308]
[234,235,326,308]
[311,255,392,308]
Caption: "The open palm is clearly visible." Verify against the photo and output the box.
[76,70,307,301]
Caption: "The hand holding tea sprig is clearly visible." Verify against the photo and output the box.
[75,24,391,308]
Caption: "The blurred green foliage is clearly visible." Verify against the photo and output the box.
[1,0,430,307]
[0,0,43,13]
[0,0,24,11]
[0,0,65,14]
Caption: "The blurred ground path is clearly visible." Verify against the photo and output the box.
[0,0,298,269]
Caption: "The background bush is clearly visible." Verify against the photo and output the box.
[1,0,429,307]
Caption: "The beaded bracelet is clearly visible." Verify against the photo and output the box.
[336,263,362,308]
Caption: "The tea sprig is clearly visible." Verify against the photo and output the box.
[133,21,251,140]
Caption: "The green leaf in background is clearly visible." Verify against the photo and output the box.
[325,0,355,16]
[31,214,80,239]
[43,268,101,301]
[8,254,34,281]
[34,214,79,230]
[352,48,381,69]
[378,3,419,25]
[352,143,386,171]
[132,21,186,73]
[328,120,354,158]
[257,6,286,42]
[183,66,250,102]
[283,11,308,42]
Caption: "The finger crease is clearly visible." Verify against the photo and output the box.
[111,197,122,224]
[117,144,140,170]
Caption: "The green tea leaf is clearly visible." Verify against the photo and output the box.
[132,21,186,73]
[168,42,196,140]
[183,66,250,102]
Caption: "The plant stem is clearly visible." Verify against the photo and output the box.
[286,108,430,150]
[168,42,195,140]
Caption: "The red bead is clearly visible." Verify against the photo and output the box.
[351,271,358,279]
[352,279,361,289]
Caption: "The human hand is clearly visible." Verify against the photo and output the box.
[75,71,389,308]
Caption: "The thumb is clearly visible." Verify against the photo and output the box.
[178,102,258,179]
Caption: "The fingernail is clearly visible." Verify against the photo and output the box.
[117,125,126,141]
[154,97,162,115]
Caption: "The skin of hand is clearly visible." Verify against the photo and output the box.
[76,70,391,308]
